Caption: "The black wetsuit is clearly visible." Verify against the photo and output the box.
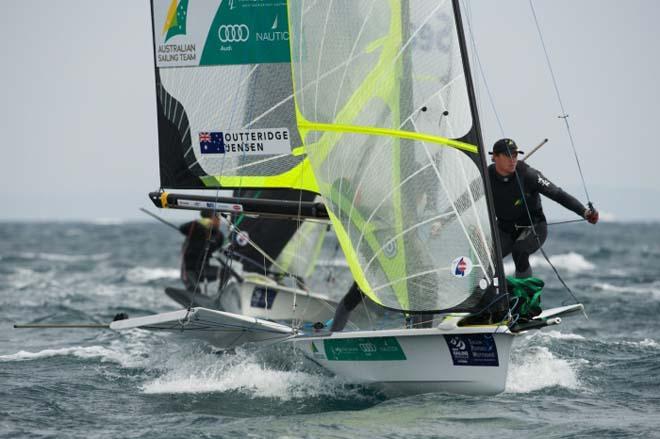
[330,282,364,332]
[179,221,224,291]
[488,161,585,277]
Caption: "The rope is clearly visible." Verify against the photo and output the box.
[515,218,586,228]
[538,247,583,310]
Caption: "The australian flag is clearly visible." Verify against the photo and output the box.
[455,257,467,277]
[199,132,225,154]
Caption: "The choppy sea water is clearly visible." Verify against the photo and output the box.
[1,221,659,438]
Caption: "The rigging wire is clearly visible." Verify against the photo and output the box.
[461,0,506,136]
[529,0,592,204]
[186,191,225,312]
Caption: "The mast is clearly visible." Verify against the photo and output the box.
[452,0,508,306]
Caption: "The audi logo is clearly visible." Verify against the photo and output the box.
[218,24,249,43]
[359,343,377,353]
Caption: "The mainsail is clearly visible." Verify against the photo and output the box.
[287,0,504,312]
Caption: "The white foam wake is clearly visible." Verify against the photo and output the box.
[141,346,354,401]
[505,346,583,393]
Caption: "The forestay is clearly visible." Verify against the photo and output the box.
[287,0,499,312]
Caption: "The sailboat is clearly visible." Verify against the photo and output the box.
[163,210,340,324]
[113,0,584,395]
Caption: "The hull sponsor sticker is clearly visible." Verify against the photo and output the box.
[250,286,277,309]
[235,231,249,247]
[199,128,291,156]
[176,199,243,212]
[311,342,325,360]
[324,337,406,361]
[444,334,499,367]
[451,256,473,278]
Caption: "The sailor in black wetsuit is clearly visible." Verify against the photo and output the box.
[488,138,599,278]
[179,210,225,291]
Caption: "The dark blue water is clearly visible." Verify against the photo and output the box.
[1,221,659,438]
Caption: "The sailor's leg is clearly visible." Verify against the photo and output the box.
[498,229,515,258]
[183,270,199,292]
[512,222,547,278]
[330,282,363,332]
[202,265,219,283]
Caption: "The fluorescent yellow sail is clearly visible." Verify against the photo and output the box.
[287,0,496,311]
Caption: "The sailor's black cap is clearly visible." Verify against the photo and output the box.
[489,138,524,155]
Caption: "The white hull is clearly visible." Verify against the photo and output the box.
[234,275,337,323]
[169,272,339,324]
[293,323,514,396]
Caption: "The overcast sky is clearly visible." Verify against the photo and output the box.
[1,0,658,222]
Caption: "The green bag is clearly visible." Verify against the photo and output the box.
[507,276,544,319]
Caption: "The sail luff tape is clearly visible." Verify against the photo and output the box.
[298,121,478,154]
[160,192,169,208]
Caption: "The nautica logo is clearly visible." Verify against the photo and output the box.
[257,14,289,42]
[162,0,189,43]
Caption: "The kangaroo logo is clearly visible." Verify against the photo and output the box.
[162,0,189,43]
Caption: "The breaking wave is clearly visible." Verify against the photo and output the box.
[504,251,594,274]
[527,330,586,341]
[0,345,127,364]
[593,282,660,298]
[15,252,110,262]
[126,267,180,283]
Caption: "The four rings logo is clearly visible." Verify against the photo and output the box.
[219,24,249,43]
[359,343,377,353]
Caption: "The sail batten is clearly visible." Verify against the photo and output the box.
[298,121,478,153]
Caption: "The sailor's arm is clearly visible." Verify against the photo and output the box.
[179,221,194,235]
[530,170,588,218]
